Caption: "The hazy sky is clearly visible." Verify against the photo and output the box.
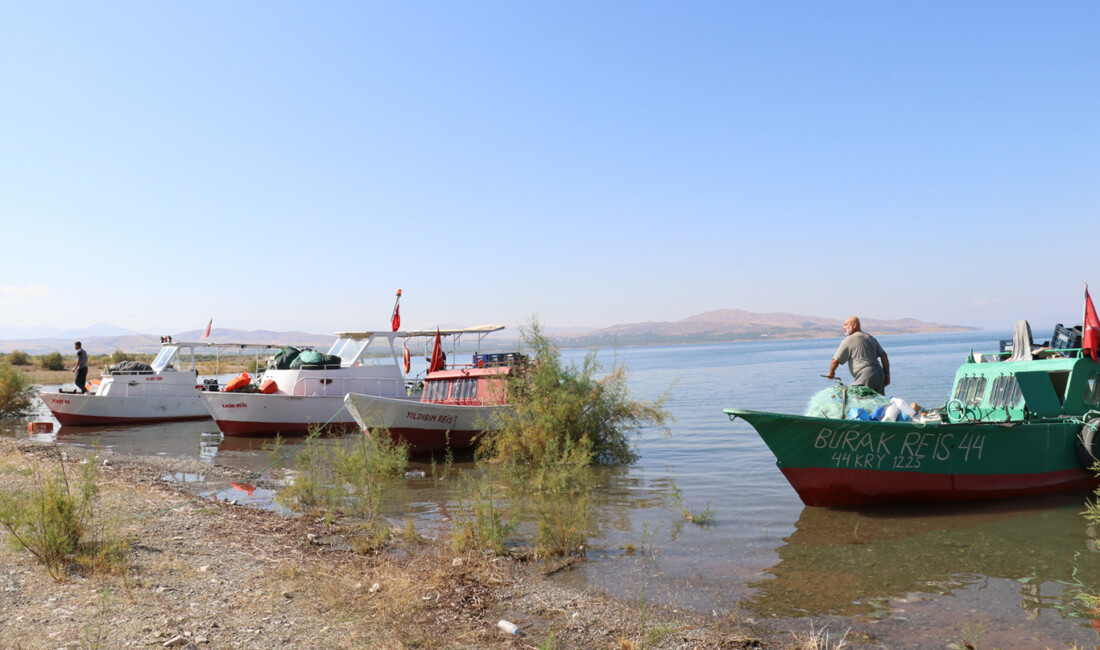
[2,2,1097,337]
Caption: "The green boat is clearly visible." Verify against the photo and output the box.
[725,322,1100,507]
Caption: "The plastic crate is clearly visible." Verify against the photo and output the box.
[1050,323,1082,350]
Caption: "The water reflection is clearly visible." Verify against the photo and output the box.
[745,495,1100,621]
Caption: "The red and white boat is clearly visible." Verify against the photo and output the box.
[345,326,518,454]
[200,330,412,436]
[39,341,280,426]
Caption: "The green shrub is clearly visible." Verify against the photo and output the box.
[8,350,30,366]
[39,352,65,371]
[110,349,131,364]
[481,320,670,466]
[0,450,128,580]
[460,320,671,557]
[0,363,35,418]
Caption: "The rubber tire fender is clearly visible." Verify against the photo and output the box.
[1076,418,1100,470]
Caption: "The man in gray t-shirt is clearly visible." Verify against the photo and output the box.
[825,317,890,394]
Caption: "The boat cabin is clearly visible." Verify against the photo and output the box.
[252,331,408,398]
[419,352,526,405]
[948,322,1100,423]
[94,341,285,397]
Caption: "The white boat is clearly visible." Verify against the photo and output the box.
[39,341,281,426]
[200,330,410,436]
[202,325,509,438]
[346,326,517,454]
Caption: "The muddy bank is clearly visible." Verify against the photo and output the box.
[0,437,771,649]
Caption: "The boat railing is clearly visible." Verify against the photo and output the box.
[102,379,188,398]
[289,376,405,398]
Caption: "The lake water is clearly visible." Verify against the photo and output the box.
[6,330,1100,647]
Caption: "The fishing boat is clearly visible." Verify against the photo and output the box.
[39,340,282,426]
[345,325,517,454]
[725,313,1100,507]
[200,330,420,436]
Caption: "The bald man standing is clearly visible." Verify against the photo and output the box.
[825,317,890,394]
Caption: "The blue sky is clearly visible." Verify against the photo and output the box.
[1,2,1097,337]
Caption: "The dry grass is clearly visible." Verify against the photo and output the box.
[787,624,849,650]
[17,366,99,386]
[269,543,502,647]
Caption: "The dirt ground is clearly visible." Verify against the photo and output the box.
[0,437,776,649]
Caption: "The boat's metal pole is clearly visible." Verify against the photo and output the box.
[821,375,846,418]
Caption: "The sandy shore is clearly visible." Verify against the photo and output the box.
[0,437,771,649]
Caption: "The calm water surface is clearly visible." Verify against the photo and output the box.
[5,331,1100,648]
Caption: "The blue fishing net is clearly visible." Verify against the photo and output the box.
[805,385,892,419]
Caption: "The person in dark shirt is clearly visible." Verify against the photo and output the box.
[72,341,89,394]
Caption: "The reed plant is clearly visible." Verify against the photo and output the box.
[514,436,593,556]
[0,362,35,418]
[277,429,409,530]
[450,467,521,555]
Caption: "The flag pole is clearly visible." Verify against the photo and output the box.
[390,289,402,331]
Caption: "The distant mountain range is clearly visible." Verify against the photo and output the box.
[0,310,975,355]
[553,309,975,348]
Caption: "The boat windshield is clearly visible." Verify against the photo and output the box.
[327,335,399,367]
[327,336,372,365]
[151,345,178,373]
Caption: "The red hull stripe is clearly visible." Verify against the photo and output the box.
[214,419,360,437]
[782,466,1100,507]
[52,413,209,426]
[371,426,482,455]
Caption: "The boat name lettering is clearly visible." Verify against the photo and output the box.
[405,411,456,425]
[816,427,986,469]
[144,377,162,381]
[50,398,71,406]
[222,403,248,409]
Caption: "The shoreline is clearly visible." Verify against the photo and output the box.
[0,436,767,649]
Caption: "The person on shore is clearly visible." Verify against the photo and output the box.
[72,341,89,394]
[825,317,890,394]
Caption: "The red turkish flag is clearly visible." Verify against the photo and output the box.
[428,328,445,373]
[201,318,212,340]
[391,304,400,332]
[1085,289,1099,362]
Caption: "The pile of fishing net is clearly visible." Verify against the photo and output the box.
[805,384,892,419]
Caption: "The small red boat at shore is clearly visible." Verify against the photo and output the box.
[346,327,519,454]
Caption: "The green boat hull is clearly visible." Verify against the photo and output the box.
[726,409,1098,507]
